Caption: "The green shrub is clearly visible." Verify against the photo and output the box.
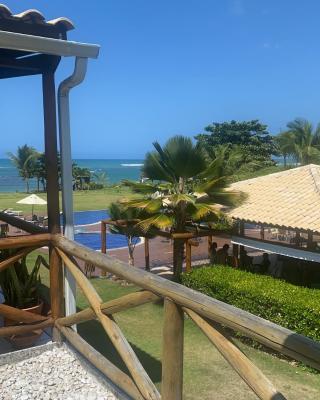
[182,266,320,342]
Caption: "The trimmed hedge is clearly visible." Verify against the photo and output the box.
[182,266,320,342]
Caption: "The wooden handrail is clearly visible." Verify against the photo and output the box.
[0,304,48,324]
[0,318,53,337]
[52,234,320,371]
[0,211,48,234]
[0,233,51,249]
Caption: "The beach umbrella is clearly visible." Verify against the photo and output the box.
[17,194,47,216]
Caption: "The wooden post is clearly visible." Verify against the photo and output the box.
[145,237,150,271]
[162,298,184,400]
[101,221,107,277]
[42,71,60,234]
[49,247,64,342]
[43,70,64,341]
[260,225,265,240]
[186,240,191,273]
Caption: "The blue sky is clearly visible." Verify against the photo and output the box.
[1,0,320,158]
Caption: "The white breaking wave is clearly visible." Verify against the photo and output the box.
[121,163,143,167]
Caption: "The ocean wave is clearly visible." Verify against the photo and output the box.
[121,163,143,167]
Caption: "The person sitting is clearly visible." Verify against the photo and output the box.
[216,244,230,265]
[209,242,218,264]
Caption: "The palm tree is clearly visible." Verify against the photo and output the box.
[286,118,320,165]
[121,135,241,280]
[7,145,37,193]
[275,131,296,167]
[72,166,91,190]
[108,202,145,266]
[93,171,108,187]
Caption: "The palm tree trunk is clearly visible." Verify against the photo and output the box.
[284,154,287,167]
[128,237,134,266]
[173,238,184,282]
[26,178,29,193]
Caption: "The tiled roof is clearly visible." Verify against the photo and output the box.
[0,4,74,31]
[229,164,320,233]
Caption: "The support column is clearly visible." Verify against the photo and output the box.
[42,71,60,234]
[162,299,184,400]
[43,70,63,341]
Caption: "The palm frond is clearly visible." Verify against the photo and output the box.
[188,203,221,220]
[121,180,158,194]
[122,198,163,213]
[136,214,174,232]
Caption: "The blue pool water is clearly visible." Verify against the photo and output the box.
[63,210,140,251]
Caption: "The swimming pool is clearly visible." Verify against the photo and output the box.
[61,210,140,251]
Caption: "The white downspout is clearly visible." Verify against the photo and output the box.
[58,57,88,319]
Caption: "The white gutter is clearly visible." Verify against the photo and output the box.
[58,57,89,318]
[0,30,100,59]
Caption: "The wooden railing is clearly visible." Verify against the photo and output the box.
[1,227,320,400]
[51,234,320,400]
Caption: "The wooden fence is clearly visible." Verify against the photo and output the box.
[1,228,320,399]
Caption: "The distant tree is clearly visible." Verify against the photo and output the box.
[108,202,144,266]
[275,131,296,167]
[195,120,277,166]
[93,171,108,187]
[72,165,91,190]
[33,153,47,192]
[286,118,320,165]
[7,145,37,193]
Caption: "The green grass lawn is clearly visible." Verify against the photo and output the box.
[0,187,134,213]
[29,253,320,400]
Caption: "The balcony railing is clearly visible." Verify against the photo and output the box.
[0,216,320,400]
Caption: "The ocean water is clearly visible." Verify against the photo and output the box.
[0,159,143,192]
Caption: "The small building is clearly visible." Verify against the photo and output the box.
[228,164,320,284]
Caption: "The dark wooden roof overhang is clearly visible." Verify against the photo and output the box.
[0,4,74,79]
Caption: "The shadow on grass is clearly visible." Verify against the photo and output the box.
[78,320,162,383]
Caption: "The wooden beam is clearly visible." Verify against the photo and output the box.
[184,308,286,400]
[56,323,144,400]
[57,290,159,326]
[0,247,37,273]
[0,211,48,234]
[0,304,48,324]
[0,233,51,249]
[0,318,53,337]
[162,299,184,400]
[52,234,320,371]
[49,247,64,342]
[42,70,60,234]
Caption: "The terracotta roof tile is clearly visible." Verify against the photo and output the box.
[0,4,74,31]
